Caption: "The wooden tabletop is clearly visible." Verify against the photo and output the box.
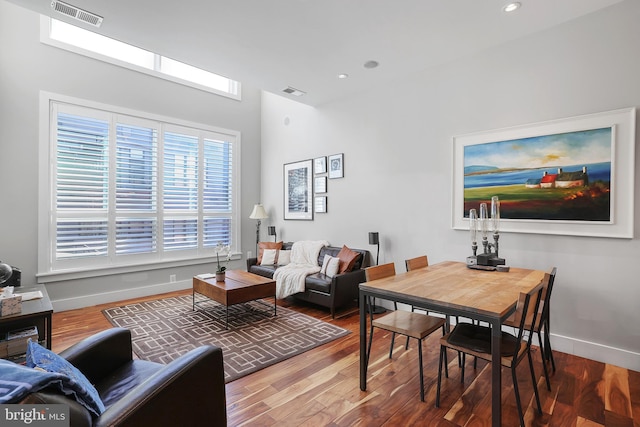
[359,261,545,320]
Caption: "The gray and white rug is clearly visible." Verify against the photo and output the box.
[102,295,350,383]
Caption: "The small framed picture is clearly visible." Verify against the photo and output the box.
[315,196,327,213]
[314,156,327,174]
[328,153,344,179]
[314,176,327,193]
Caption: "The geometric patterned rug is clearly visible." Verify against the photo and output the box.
[102,294,350,383]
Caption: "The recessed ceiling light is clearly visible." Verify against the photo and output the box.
[337,73,349,79]
[503,2,521,13]
[363,60,379,69]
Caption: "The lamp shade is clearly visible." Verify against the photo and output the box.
[249,204,268,220]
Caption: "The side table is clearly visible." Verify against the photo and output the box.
[0,284,53,354]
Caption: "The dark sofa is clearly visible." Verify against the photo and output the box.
[20,328,227,427]
[247,243,369,318]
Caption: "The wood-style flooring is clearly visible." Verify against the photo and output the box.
[51,289,640,426]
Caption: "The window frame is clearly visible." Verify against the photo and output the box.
[39,16,241,101]
[38,92,241,283]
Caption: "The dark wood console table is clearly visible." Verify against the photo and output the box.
[1,283,53,352]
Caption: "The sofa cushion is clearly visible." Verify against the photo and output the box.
[337,245,360,273]
[258,241,282,264]
[304,273,332,293]
[249,264,277,278]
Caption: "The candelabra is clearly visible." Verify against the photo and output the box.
[468,196,505,267]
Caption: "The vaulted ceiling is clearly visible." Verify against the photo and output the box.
[7,0,624,106]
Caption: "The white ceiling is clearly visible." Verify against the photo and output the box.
[8,0,624,106]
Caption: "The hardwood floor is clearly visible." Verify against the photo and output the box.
[52,289,640,426]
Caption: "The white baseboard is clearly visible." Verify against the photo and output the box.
[50,280,192,312]
[549,333,640,372]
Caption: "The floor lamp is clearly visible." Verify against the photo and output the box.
[249,204,268,255]
[368,232,386,314]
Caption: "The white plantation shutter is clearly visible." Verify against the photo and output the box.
[45,98,240,274]
[55,111,109,259]
[115,122,158,255]
[163,132,199,210]
[203,138,233,247]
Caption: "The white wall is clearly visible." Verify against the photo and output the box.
[260,0,640,370]
[0,1,262,310]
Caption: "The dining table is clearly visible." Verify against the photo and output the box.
[358,260,546,427]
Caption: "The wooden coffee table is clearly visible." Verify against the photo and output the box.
[192,270,276,329]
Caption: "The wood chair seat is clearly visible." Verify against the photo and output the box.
[373,310,445,341]
[440,324,528,369]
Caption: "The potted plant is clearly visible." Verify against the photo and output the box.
[214,243,231,281]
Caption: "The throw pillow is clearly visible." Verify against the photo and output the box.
[320,254,332,274]
[277,250,291,265]
[320,255,340,277]
[325,256,340,278]
[337,245,360,273]
[260,249,278,265]
[26,340,105,417]
[258,241,282,264]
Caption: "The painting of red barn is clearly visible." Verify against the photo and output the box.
[452,108,635,238]
[462,127,612,222]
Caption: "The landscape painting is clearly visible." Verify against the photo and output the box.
[451,108,635,238]
[463,127,612,222]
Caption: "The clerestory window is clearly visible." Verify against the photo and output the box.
[40,17,241,100]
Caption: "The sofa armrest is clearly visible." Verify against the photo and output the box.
[247,257,258,270]
[59,328,133,383]
[94,345,226,427]
[331,269,366,306]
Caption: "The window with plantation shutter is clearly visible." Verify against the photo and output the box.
[203,138,233,247]
[42,96,240,276]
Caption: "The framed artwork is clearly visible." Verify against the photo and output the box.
[328,153,344,179]
[315,196,327,213]
[314,156,327,174]
[284,159,313,220]
[452,107,635,238]
[314,176,327,193]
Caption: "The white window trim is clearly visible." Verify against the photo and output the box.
[39,16,241,101]
[38,91,242,283]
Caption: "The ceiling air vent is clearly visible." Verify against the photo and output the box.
[51,0,103,27]
[282,86,306,97]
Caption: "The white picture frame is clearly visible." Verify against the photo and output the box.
[315,196,327,213]
[314,156,327,174]
[452,107,635,238]
[284,159,313,220]
[328,153,344,179]
[314,176,327,194]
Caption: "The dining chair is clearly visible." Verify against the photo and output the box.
[436,284,544,427]
[405,255,429,271]
[364,263,447,402]
[503,266,557,390]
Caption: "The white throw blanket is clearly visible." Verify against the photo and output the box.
[273,240,329,299]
